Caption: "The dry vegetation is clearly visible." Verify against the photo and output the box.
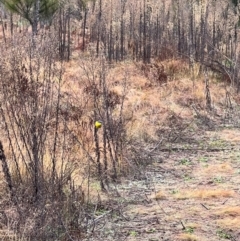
[0,0,240,240]
[0,52,239,240]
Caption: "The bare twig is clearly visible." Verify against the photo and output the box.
[200,203,209,210]
[180,220,186,230]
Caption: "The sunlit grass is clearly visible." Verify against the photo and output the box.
[217,217,240,230]
[177,233,198,241]
[170,189,235,200]
[215,206,240,217]
[203,163,233,174]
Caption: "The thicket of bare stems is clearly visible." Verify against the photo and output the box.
[0,29,131,241]
[1,0,239,83]
[53,0,240,87]
[0,34,86,240]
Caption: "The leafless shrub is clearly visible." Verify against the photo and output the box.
[0,34,90,240]
[139,61,168,85]
[73,56,133,189]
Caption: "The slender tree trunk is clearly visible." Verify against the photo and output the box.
[143,0,147,63]
[177,0,182,54]
[139,5,143,60]
[10,13,13,36]
[33,0,40,36]
[58,7,67,60]
[0,14,6,43]
[0,141,13,199]
[199,0,208,71]
[67,7,71,61]
[188,0,194,68]
[96,0,102,56]
[154,14,159,57]
[32,119,40,202]
[120,1,125,60]
[82,8,88,51]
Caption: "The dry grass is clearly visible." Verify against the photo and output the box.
[172,189,235,200]
[60,57,238,150]
[201,163,233,175]
[185,223,201,229]
[217,217,240,229]
[163,59,190,78]
[57,57,240,192]
[155,191,167,200]
[214,206,240,217]
[217,129,240,143]
[177,233,199,241]
[128,205,160,215]
[2,44,240,240]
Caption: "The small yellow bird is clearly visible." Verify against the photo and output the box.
[95,120,102,129]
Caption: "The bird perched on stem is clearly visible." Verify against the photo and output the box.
[95,120,102,129]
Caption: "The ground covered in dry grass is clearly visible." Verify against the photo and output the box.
[71,60,240,241]
[85,122,240,241]
[1,54,240,240]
